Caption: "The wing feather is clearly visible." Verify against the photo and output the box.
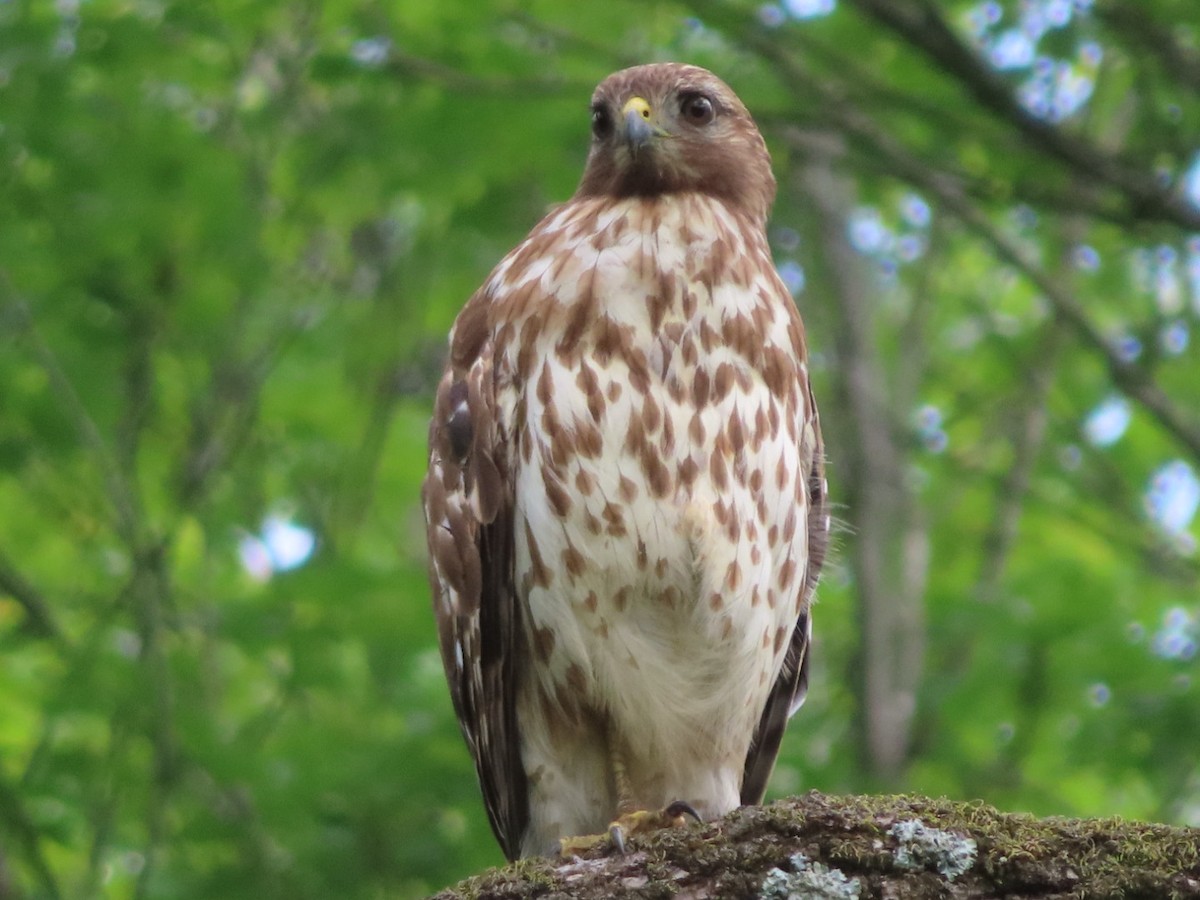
[741,380,828,805]
[423,310,529,860]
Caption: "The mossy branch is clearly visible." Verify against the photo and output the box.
[432,791,1200,899]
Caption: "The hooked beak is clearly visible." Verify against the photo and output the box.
[621,96,655,154]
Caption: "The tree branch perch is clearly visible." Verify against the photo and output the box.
[432,791,1200,899]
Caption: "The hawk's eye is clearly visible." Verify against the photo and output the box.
[680,93,715,125]
[591,105,613,139]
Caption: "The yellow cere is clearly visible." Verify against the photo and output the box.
[622,96,652,120]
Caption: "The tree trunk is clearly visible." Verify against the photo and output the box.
[792,134,929,783]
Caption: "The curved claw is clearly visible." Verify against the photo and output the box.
[564,800,703,858]
[608,821,628,855]
[663,799,704,824]
[607,800,703,855]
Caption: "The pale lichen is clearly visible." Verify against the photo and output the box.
[759,852,862,899]
[888,818,977,880]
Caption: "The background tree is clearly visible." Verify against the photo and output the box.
[0,0,1197,897]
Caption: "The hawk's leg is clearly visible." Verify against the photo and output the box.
[558,743,702,857]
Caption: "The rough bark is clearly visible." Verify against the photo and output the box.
[431,791,1200,899]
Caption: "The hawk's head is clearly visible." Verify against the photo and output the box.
[576,63,776,225]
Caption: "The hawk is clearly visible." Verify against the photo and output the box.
[423,62,828,859]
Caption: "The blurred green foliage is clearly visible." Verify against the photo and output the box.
[1,0,1199,897]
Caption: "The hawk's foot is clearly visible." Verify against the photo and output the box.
[559,800,702,857]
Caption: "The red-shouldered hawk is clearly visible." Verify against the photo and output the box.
[423,62,828,859]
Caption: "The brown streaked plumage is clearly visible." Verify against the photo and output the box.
[423,62,828,859]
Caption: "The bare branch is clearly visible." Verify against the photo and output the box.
[174,299,310,509]
[0,772,61,900]
[384,49,585,96]
[0,274,143,546]
[0,550,65,644]
[841,0,1200,231]
[125,544,179,900]
[974,321,1066,604]
[1094,0,1200,93]
[769,91,1200,467]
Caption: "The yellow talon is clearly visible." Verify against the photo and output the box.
[559,801,702,857]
